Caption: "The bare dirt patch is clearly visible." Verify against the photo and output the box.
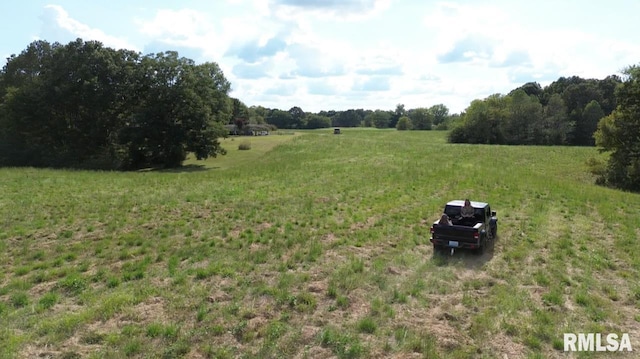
[208,290,232,304]
[490,333,528,358]
[321,233,338,244]
[122,296,168,324]
[256,222,272,231]
[350,216,378,231]
[308,281,327,294]
[28,280,57,297]
[293,345,334,359]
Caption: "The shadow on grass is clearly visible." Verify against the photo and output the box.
[154,164,218,173]
[431,235,498,269]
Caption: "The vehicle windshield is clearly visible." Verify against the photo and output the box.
[444,205,484,220]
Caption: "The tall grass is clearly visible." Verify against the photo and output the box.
[1,129,638,358]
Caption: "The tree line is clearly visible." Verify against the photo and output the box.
[445,71,640,191]
[0,39,453,170]
[230,102,455,131]
[1,39,638,191]
[0,39,232,170]
[448,76,621,146]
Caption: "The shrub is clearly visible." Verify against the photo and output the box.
[586,156,607,184]
[356,317,377,333]
[396,116,413,131]
[38,292,58,310]
[11,292,29,307]
[238,141,252,150]
[57,274,87,295]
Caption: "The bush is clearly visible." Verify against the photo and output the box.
[356,317,377,333]
[586,157,607,184]
[396,116,412,131]
[238,141,252,150]
[448,125,469,143]
[57,274,87,295]
[10,292,29,308]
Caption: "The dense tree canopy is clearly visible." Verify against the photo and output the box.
[333,109,363,127]
[429,104,450,126]
[407,108,433,130]
[265,109,293,129]
[389,104,405,128]
[0,39,231,170]
[449,75,621,146]
[367,110,392,129]
[593,65,640,191]
[256,103,452,131]
[305,114,332,129]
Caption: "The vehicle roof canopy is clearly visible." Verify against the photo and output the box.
[446,200,489,208]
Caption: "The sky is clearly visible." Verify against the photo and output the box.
[1,0,639,114]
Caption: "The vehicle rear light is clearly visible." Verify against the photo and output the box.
[430,227,434,234]
[473,232,479,239]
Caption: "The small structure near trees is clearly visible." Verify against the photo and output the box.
[225,124,272,136]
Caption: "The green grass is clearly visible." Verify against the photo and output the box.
[1,129,639,358]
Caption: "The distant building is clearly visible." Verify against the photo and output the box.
[225,124,272,136]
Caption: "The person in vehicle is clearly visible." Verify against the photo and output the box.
[460,199,475,218]
[438,213,452,226]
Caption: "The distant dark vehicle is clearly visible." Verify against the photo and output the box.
[430,200,497,254]
[333,128,341,134]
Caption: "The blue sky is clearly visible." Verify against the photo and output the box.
[1,0,639,113]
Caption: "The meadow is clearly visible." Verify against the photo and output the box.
[1,129,639,358]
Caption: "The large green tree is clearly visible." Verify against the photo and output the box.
[407,108,433,130]
[367,110,392,129]
[1,39,133,167]
[111,51,231,169]
[429,104,450,126]
[501,89,543,144]
[511,82,543,103]
[248,105,268,124]
[0,40,231,170]
[449,98,504,144]
[539,94,572,145]
[593,65,640,191]
[305,114,332,129]
[575,100,604,146]
[333,109,362,127]
[288,106,305,128]
[266,109,293,128]
[389,104,405,128]
[396,116,412,130]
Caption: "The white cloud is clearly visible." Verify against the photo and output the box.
[269,0,393,21]
[427,2,640,81]
[16,1,638,114]
[41,5,137,51]
[135,9,220,59]
[137,9,210,38]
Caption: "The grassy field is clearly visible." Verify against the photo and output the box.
[1,129,639,358]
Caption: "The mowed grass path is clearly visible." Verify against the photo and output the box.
[1,129,639,358]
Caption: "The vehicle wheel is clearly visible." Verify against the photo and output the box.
[433,244,441,254]
[493,224,498,239]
